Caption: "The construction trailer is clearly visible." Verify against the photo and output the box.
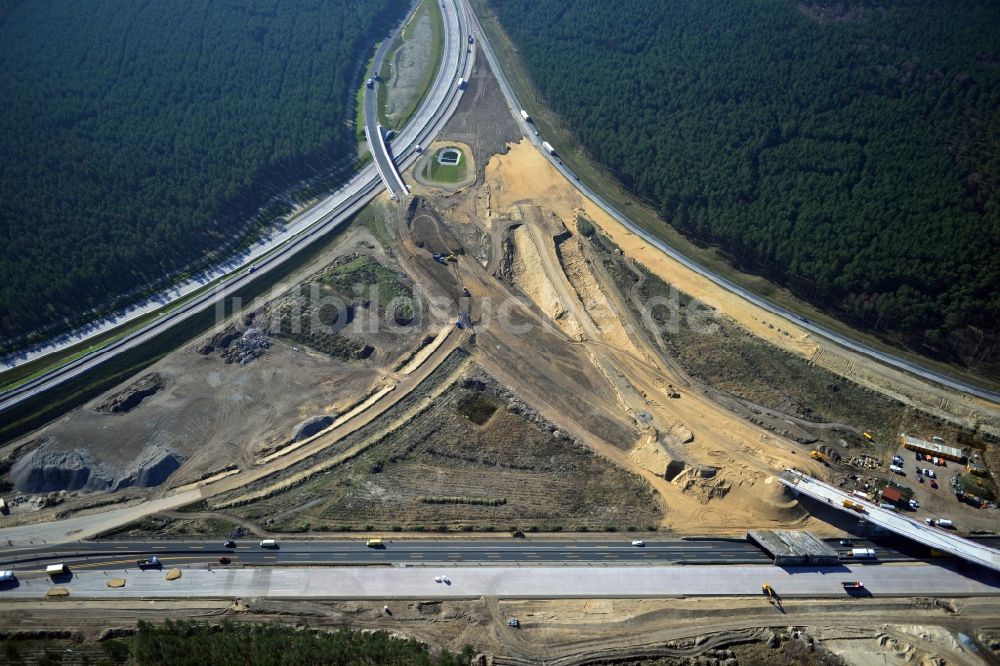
[901,434,964,463]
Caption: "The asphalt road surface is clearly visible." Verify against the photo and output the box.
[460,0,999,404]
[6,536,998,579]
[1,563,996,600]
[363,2,411,196]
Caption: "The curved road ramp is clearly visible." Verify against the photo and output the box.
[780,469,1000,572]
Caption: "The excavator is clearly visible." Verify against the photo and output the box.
[810,449,829,464]
[762,583,782,610]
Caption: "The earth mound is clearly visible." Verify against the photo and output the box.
[10,443,183,493]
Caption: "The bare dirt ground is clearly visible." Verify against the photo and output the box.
[465,128,999,533]
[435,46,521,183]
[216,363,661,532]
[1,596,997,665]
[2,33,997,553]
[483,140,1000,438]
[0,206,436,524]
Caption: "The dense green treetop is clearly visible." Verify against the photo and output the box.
[486,0,1000,376]
[108,620,475,665]
[0,0,406,344]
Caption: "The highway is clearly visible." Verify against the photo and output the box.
[1,539,767,574]
[460,0,1000,405]
[5,536,997,578]
[0,0,472,416]
[0,563,996,600]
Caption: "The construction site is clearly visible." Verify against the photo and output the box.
[1,35,999,666]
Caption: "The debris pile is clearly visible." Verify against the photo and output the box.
[221,328,271,365]
[844,455,881,471]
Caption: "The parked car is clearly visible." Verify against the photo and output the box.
[931,480,939,489]
[924,469,936,478]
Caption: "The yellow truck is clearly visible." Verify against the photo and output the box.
[842,500,866,513]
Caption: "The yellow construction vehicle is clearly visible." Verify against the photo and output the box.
[843,500,866,513]
[762,583,774,599]
[810,450,828,463]
[863,432,874,442]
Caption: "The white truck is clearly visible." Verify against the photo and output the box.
[46,563,68,576]
[458,78,467,90]
[926,518,954,528]
[541,141,556,155]
[520,109,531,122]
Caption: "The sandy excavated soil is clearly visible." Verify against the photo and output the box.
[466,147,823,533]
[486,141,1000,437]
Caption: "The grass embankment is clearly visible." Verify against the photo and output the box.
[0,208,362,445]
[467,0,999,393]
[377,0,444,131]
[426,148,467,183]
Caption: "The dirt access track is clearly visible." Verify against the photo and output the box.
[0,596,996,665]
[3,49,996,545]
[486,140,1000,436]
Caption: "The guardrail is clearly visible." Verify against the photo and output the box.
[780,469,1000,572]
[374,124,408,195]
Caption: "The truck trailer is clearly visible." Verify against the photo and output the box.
[520,109,531,122]
[541,141,556,155]
[847,548,876,559]
[843,499,866,513]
